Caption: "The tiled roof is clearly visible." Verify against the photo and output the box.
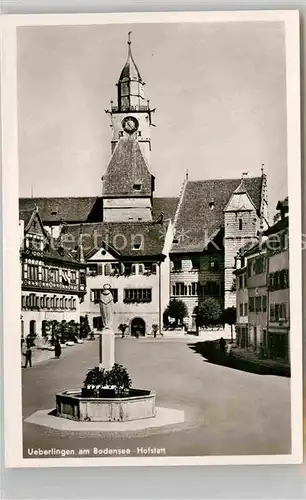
[264,215,288,235]
[60,221,168,258]
[20,208,82,265]
[171,177,262,254]
[19,196,177,225]
[102,138,153,197]
[19,197,101,223]
[152,197,178,222]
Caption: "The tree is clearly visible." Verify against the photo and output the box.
[118,323,128,338]
[164,299,188,328]
[195,298,222,330]
[223,306,237,342]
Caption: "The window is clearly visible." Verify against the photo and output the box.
[270,304,275,322]
[172,259,182,271]
[138,264,145,275]
[280,303,287,320]
[28,264,39,281]
[255,296,261,312]
[243,275,247,288]
[87,264,97,276]
[79,271,86,286]
[239,276,243,289]
[209,257,219,271]
[173,282,187,296]
[249,297,255,313]
[239,218,243,230]
[124,288,152,303]
[91,288,118,303]
[97,264,104,275]
[244,303,248,316]
[190,282,198,296]
[204,281,220,296]
[269,273,274,289]
[275,304,280,321]
[239,303,244,316]
[191,258,200,270]
[71,271,76,284]
[143,263,157,275]
[262,295,267,312]
[133,183,142,191]
[247,261,252,278]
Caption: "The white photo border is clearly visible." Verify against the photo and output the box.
[1,9,302,468]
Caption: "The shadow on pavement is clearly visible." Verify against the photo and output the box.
[188,341,290,377]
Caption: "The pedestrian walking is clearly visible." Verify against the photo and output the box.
[219,337,226,354]
[54,340,62,359]
[24,345,32,368]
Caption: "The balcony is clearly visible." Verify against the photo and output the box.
[110,105,151,113]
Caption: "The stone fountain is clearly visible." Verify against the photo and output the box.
[55,284,156,422]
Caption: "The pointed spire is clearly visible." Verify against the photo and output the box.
[119,32,142,83]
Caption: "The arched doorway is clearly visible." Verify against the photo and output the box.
[131,317,146,337]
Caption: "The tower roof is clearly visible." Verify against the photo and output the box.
[119,32,142,83]
[102,137,153,197]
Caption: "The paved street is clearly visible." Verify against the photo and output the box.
[22,336,291,459]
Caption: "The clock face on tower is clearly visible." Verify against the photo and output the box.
[122,116,139,134]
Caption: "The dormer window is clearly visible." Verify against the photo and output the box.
[133,243,141,250]
[133,183,142,191]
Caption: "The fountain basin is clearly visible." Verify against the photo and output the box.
[56,388,156,422]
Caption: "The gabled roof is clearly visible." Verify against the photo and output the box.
[171,176,262,253]
[23,208,49,238]
[19,197,101,223]
[19,196,178,225]
[60,221,169,259]
[102,138,153,197]
[19,208,82,265]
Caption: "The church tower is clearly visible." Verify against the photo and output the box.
[223,173,264,308]
[102,33,155,222]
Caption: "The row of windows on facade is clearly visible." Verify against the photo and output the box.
[171,257,220,272]
[21,294,77,310]
[171,281,221,297]
[24,264,85,286]
[90,288,152,304]
[239,297,288,320]
[247,256,266,278]
[269,270,289,290]
[87,262,157,277]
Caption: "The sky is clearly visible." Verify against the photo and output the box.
[17,21,287,215]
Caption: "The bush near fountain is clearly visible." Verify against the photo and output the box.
[56,363,156,422]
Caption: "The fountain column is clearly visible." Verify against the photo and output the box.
[99,284,115,370]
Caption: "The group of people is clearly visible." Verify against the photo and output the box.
[22,334,62,368]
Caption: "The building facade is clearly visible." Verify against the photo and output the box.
[266,198,289,360]
[169,174,268,330]
[234,197,289,362]
[20,208,86,339]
